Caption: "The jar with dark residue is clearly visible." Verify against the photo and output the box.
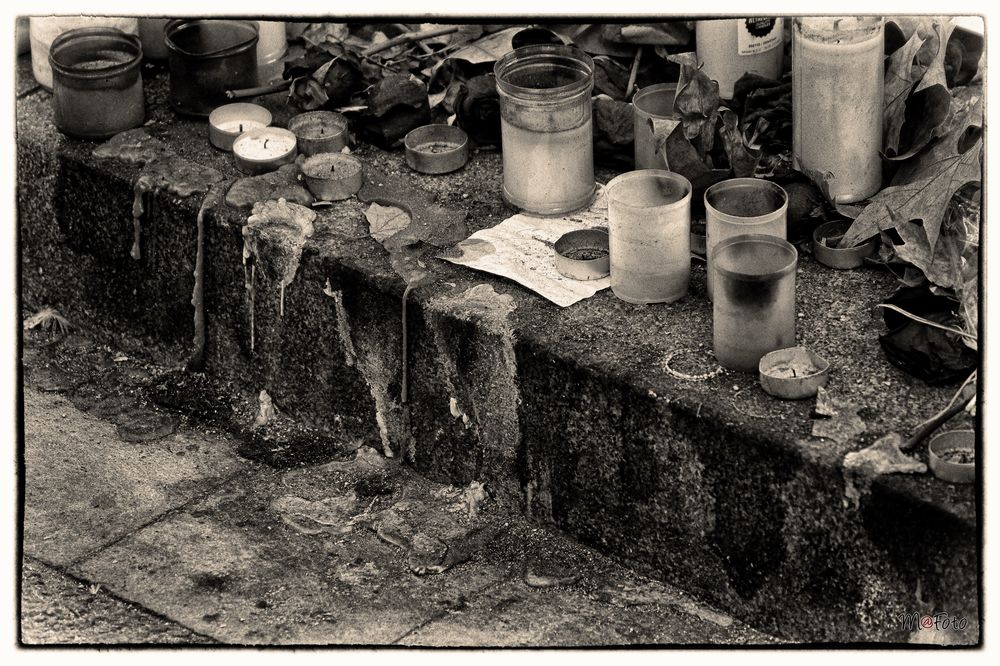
[165,19,259,117]
[49,27,144,139]
[711,234,798,372]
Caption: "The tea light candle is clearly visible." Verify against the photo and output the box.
[209,103,272,151]
[712,234,797,372]
[792,17,884,203]
[300,152,364,201]
[288,111,349,156]
[232,127,297,175]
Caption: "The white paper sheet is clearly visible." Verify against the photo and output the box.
[440,187,611,307]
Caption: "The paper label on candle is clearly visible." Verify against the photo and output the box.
[737,18,783,56]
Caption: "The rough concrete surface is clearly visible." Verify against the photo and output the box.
[21,331,772,646]
[16,58,980,643]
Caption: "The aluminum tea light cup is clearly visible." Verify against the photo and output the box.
[232,126,297,175]
[928,430,975,485]
[705,178,788,300]
[300,153,364,201]
[758,346,830,399]
[288,110,349,156]
[404,124,470,174]
[209,102,272,151]
[812,219,879,269]
[553,228,610,281]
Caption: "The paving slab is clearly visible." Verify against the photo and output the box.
[22,387,248,567]
[20,556,210,645]
[71,458,510,645]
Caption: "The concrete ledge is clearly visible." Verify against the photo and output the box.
[17,63,979,643]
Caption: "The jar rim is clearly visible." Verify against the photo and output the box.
[494,44,594,100]
[632,82,680,118]
[605,169,692,211]
[165,19,259,59]
[711,233,798,282]
[48,27,142,79]
[705,178,788,224]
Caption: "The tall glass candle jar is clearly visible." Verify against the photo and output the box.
[632,83,678,170]
[705,178,787,300]
[712,234,797,372]
[495,45,595,215]
[254,21,287,84]
[606,170,692,304]
[696,19,784,99]
[30,16,138,90]
[49,27,144,139]
[792,17,884,203]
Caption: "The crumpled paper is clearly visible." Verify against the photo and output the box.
[439,186,610,307]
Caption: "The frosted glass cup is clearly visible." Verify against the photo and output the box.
[607,170,692,304]
[705,178,787,300]
[632,83,677,170]
[495,45,595,215]
[712,234,797,372]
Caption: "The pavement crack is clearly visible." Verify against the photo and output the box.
[63,467,249,571]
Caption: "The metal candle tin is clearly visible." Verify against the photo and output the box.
[49,27,145,139]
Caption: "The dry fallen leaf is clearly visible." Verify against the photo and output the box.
[364,202,411,243]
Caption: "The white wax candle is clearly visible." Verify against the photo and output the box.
[696,19,784,99]
[216,119,266,134]
[232,127,297,174]
[792,17,884,203]
[235,132,296,160]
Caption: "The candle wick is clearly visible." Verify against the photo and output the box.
[264,139,269,150]
[239,123,243,133]
[320,128,324,135]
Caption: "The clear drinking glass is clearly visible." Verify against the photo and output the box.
[712,234,798,371]
[495,44,595,215]
[705,178,787,299]
[632,83,677,170]
[606,169,692,304]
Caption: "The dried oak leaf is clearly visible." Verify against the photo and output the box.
[665,52,720,158]
[365,202,411,244]
[883,30,928,155]
[839,97,982,252]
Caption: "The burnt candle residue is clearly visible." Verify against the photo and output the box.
[707,186,785,217]
[715,242,791,309]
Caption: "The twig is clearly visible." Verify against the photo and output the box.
[875,304,977,342]
[226,79,291,100]
[625,46,642,99]
[363,25,461,57]
[904,370,977,452]
[395,23,435,54]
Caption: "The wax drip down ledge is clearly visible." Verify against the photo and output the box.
[93,129,224,262]
[241,199,317,355]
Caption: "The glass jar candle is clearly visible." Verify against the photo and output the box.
[705,178,787,300]
[606,170,692,304]
[49,27,144,139]
[696,18,784,99]
[632,83,678,170]
[712,234,798,372]
[792,17,884,203]
[495,44,595,215]
[30,16,139,90]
